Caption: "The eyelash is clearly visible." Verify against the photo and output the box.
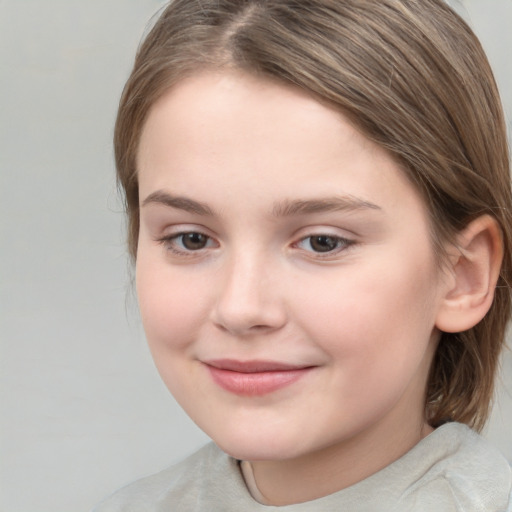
[156,231,355,258]
[294,234,355,257]
[157,231,217,257]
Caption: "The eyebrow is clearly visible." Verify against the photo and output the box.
[272,196,381,217]
[142,190,213,215]
[141,190,381,217]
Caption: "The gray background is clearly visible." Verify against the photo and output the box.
[1,1,510,511]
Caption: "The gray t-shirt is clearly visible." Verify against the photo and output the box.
[93,423,512,511]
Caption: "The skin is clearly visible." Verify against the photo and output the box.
[135,70,454,505]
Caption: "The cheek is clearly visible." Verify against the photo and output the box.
[136,257,209,351]
[135,257,213,404]
[293,254,440,372]
[293,265,439,426]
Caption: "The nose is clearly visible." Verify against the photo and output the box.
[210,253,287,337]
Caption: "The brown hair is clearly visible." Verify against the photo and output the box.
[114,0,512,431]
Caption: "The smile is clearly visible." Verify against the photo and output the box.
[204,359,314,396]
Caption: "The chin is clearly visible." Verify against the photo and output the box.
[209,426,308,462]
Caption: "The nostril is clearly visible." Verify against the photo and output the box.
[213,321,276,334]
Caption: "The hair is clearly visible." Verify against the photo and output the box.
[114,0,512,431]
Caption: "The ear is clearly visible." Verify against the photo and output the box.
[435,215,503,333]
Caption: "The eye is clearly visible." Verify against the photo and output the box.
[297,234,352,254]
[158,231,217,254]
[176,232,211,250]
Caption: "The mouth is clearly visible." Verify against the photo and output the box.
[203,359,314,396]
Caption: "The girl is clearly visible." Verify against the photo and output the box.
[95,0,512,509]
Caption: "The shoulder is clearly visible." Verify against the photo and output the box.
[398,423,512,512]
[91,442,250,512]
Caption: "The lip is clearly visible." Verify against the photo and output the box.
[203,359,314,396]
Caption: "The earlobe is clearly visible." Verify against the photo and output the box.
[435,215,503,334]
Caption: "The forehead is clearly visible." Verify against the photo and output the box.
[139,70,377,155]
[138,70,358,163]
[137,70,427,225]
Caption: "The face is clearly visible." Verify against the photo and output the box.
[136,71,448,465]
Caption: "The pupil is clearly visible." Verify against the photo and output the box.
[183,233,207,250]
[311,235,337,252]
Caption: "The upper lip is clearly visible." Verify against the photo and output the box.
[204,359,312,373]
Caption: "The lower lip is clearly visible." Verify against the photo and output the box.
[206,366,311,396]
